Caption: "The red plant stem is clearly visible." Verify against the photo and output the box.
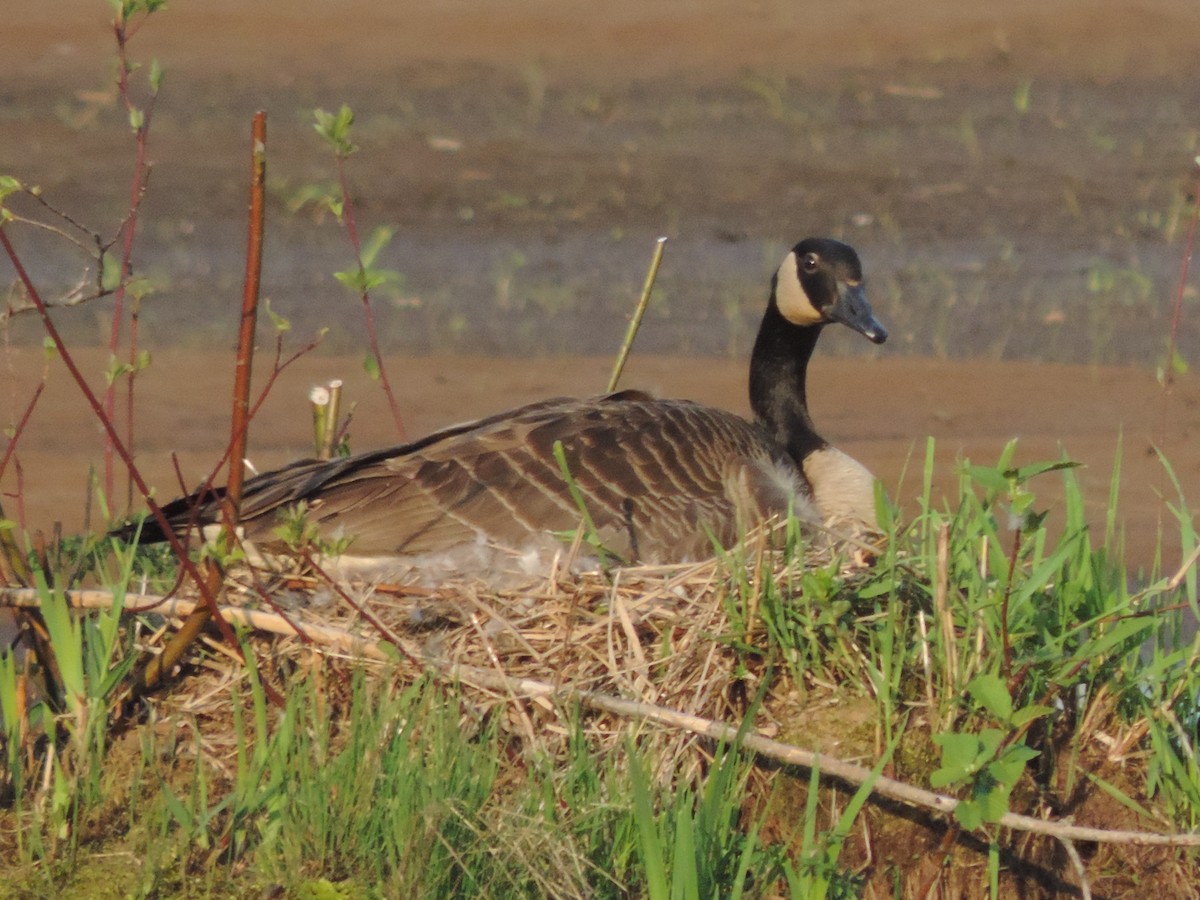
[0,382,44,483]
[126,296,140,512]
[0,227,242,659]
[224,110,267,532]
[146,112,270,698]
[301,548,420,664]
[10,458,26,534]
[104,15,156,510]
[334,155,407,440]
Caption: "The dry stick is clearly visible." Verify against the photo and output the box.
[933,522,955,712]
[0,590,392,662]
[607,237,667,393]
[1061,838,1093,900]
[321,379,343,459]
[137,111,269,698]
[3,583,1198,851]
[453,668,1200,849]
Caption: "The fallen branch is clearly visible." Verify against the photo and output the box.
[0,588,393,663]
[3,584,1198,852]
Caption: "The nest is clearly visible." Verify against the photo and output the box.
[135,526,860,779]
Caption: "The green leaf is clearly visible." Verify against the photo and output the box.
[1171,348,1189,376]
[1009,704,1054,728]
[128,106,144,132]
[930,766,963,789]
[360,226,395,268]
[313,104,358,155]
[0,175,21,202]
[264,298,291,333]
[627,742,669,900]
[1008,488,1034,516]
[104,354,136,386]
[989,745,1038,787]
[363,352,381,381]
[1012,78,1032,114]
[854,579,894,600]
[100,251,123,292]
[953,798,984,830]
[374,642,402,663]
[148,58,163,92]
[126,275,157,300]
[1084,770,1156,820]
[975,784,1011,824]
[933,731,986,772]
[967,674,1013,722]
[965,464,1009,493]
[1010,459,1080,482]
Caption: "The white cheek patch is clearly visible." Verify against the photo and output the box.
[775,252,823,325]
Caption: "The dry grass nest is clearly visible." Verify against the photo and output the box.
[138,525,876,775]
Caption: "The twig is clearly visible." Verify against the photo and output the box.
[224,110,267,528]
[933,522,956,716]
[332,154,406,439]
[0,588,395,662]
[1166,541,1200,590]
[5,584,1200,851]
[103,9,159,505]
[451,668,1200,848]
[138,111,268,698]
[0,382,44,483]
[607,237,666,393]
[1060,837,1092,900]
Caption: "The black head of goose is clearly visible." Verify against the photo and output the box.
[125,237,887,579]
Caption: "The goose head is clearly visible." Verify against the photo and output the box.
[772,237,888,343]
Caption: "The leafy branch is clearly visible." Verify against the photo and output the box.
[311,104,408,439]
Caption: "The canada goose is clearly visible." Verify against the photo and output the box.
[126,238,887,579]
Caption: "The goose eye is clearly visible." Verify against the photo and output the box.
[802,253,819,272]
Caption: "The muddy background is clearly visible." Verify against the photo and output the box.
[2,0,1199,571]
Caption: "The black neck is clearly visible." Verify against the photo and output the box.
[748,294,827,462]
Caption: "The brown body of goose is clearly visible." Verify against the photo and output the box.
[127,238,887,578]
